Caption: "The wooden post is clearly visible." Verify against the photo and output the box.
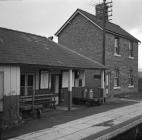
[32,89,35,112]
[68,69,72,111]
[0,112,2,140]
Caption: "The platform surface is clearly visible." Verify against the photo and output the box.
[9,102,142,140]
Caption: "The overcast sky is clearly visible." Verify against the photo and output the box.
[0,0,142,69]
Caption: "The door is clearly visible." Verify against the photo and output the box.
[51,74,60,104]
[51,75,59,93]
[20,73,35,96]
[27,74,34,95]
[0,72,4,112]
[105,72,111,97]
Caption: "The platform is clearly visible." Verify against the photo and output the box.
[9,102,142,140]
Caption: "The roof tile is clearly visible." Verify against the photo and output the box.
[0,27,106,70]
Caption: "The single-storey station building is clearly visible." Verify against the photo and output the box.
[0,27,107,127]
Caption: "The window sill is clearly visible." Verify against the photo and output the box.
[113,86,121,89]
[128,85,134,88]
[129,56,134,59]
[114,53,121,57]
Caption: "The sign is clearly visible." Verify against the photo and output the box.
[94,74,101,79]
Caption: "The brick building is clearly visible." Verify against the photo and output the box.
[55,9,140,97]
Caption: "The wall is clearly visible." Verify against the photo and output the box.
[105,33,138,95]
[61,70,85,105]
[58,13,103,64]
[138,78,142,92]
[58,13,103,87]
[0,65,21,128]
[0,66,20,96]
[62,71,75,88]
[62,71,85,88]
[74,71,85,87]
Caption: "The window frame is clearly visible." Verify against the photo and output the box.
[114,68,120,88]
[40,70,50,89]
[129,42,134,59]
[128,69,134,87]
[114,37,120,56]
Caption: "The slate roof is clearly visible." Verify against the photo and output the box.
[55,9,140,42]
[0,27,106,70]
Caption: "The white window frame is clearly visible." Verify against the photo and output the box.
[128,69,134,87]
[113,68,120,89]
[114,37,121,56]
[128,42,134,59]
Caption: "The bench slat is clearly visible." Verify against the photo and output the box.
[20,93,56,111]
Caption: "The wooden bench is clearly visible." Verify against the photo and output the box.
[19,92,57,118]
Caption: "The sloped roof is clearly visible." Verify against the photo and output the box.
[0,27,106,70]
[55,9,140,42]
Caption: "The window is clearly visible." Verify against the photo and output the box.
[79,79,82,87]
[128,69,134,86]
[129,42,134,58]
[20,73,34,96]
[114,37,120,55]
[20,75,25,87]
[62,71,75,88]
[28,75,33,87]
[40,71,49,89]
[114,68,120,87]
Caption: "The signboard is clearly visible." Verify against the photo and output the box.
[0,72,4,112]
[94,74,101,79]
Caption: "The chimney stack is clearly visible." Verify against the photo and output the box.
[95,3,108,21]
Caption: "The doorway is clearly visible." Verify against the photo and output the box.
[0,72,4,112]
[105,72,111,97]
[51,74,60,104]
[20,73,35,96]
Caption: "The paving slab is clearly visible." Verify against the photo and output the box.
[9,102,142,140]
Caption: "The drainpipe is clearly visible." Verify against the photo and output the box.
[68,69,72,111]
[101,69,105,102]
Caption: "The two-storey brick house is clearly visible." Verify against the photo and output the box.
[55,9,140,97]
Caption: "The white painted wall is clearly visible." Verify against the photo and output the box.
[0,65,20,96]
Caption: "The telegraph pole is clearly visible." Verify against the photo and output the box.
[102,0,112,65]
[102,0,106,65]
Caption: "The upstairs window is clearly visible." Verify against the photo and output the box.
[129,42,134,58]
[114,68,120,87]
[114,37,120,55]
[128,69,134,86]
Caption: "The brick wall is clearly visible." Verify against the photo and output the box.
[58,13,102,89]
[58,13,103,63]
[105,33,138,95]
[58,13,138,95]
